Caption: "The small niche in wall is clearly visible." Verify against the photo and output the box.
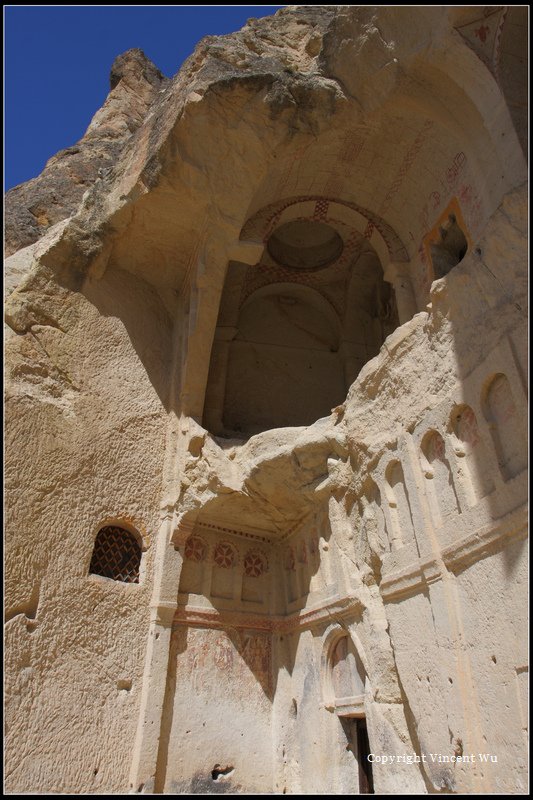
[430,214,468,278]
[450,403,493,501]
[331,636,366,701]
[384,460,416,550]
[420,430,460,525]
[322,630,368,718]
[483,373,527,481]
[89,525,142,584]
[360,480,388,582]
[424,198,470,281]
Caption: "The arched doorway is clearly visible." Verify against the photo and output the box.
[323,632,375,794]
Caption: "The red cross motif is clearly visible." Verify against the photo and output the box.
[214,541,236,569]
[244,551,267,578]
[184,536,207,562]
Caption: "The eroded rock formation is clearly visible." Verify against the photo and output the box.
[5,6,528,795]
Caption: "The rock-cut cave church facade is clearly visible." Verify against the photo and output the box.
[4,6,528,795]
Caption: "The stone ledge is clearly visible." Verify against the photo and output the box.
[380,503,527,601]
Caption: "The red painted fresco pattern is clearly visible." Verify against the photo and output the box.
[339,131,366,163]
[241,195,408,262]
[456,7,507,80]
[365,119,434,240]
[419,153,468,234]
[297,540,308,565]
[312,198,330,221]
[184,535,208,562]
[284,546,296,572]
[244,550,269,578]
[238,192,410,317]
[274,144,311,197]
[214,541,238,569]
[178,626,272,698]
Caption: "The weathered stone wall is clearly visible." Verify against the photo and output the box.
[5,261,171,791]
[160,625,274,794]
[5,5,528,795]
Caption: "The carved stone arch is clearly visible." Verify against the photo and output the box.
[88,520,144,584]
[449,403,480,453]
[240,195,409,266]
[220,281,346,436]
[204,192,407,437]
[359,478,388,578]
[321,624,370,717]
[482,372,527,481]
[92,514,149,552]
[420,429,460,525]
[239,281,342,337]
[383,459,416,550]
[449,403,494,502]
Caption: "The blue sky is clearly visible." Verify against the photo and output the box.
[4,6,284,190]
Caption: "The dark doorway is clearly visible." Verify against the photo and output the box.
[340,717,374,794]
[356,719,374,794]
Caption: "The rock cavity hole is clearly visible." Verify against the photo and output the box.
[211,765,234,782]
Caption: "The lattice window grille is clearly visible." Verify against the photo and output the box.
[89,525,141,584]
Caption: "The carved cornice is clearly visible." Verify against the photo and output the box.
[173,593,363,634]
[380,505,527,601]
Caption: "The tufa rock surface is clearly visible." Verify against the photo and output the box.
[5,48,167,257]
[4,6,528,796]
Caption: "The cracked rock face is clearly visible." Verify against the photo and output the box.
[4,6,528,796]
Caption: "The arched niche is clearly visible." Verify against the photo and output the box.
[449,403,494,502]
[322,628,368,717]
[203,208,400,438]
[482,373,527,482]
[420,429,460,525]
[358,479,388,581]
[320,627,375,794]
[383,459,416,551]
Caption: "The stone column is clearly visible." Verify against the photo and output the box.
[383,262,417,324]
[180,237,263,422]
[202,325,238,433]
[128,513,190,793]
